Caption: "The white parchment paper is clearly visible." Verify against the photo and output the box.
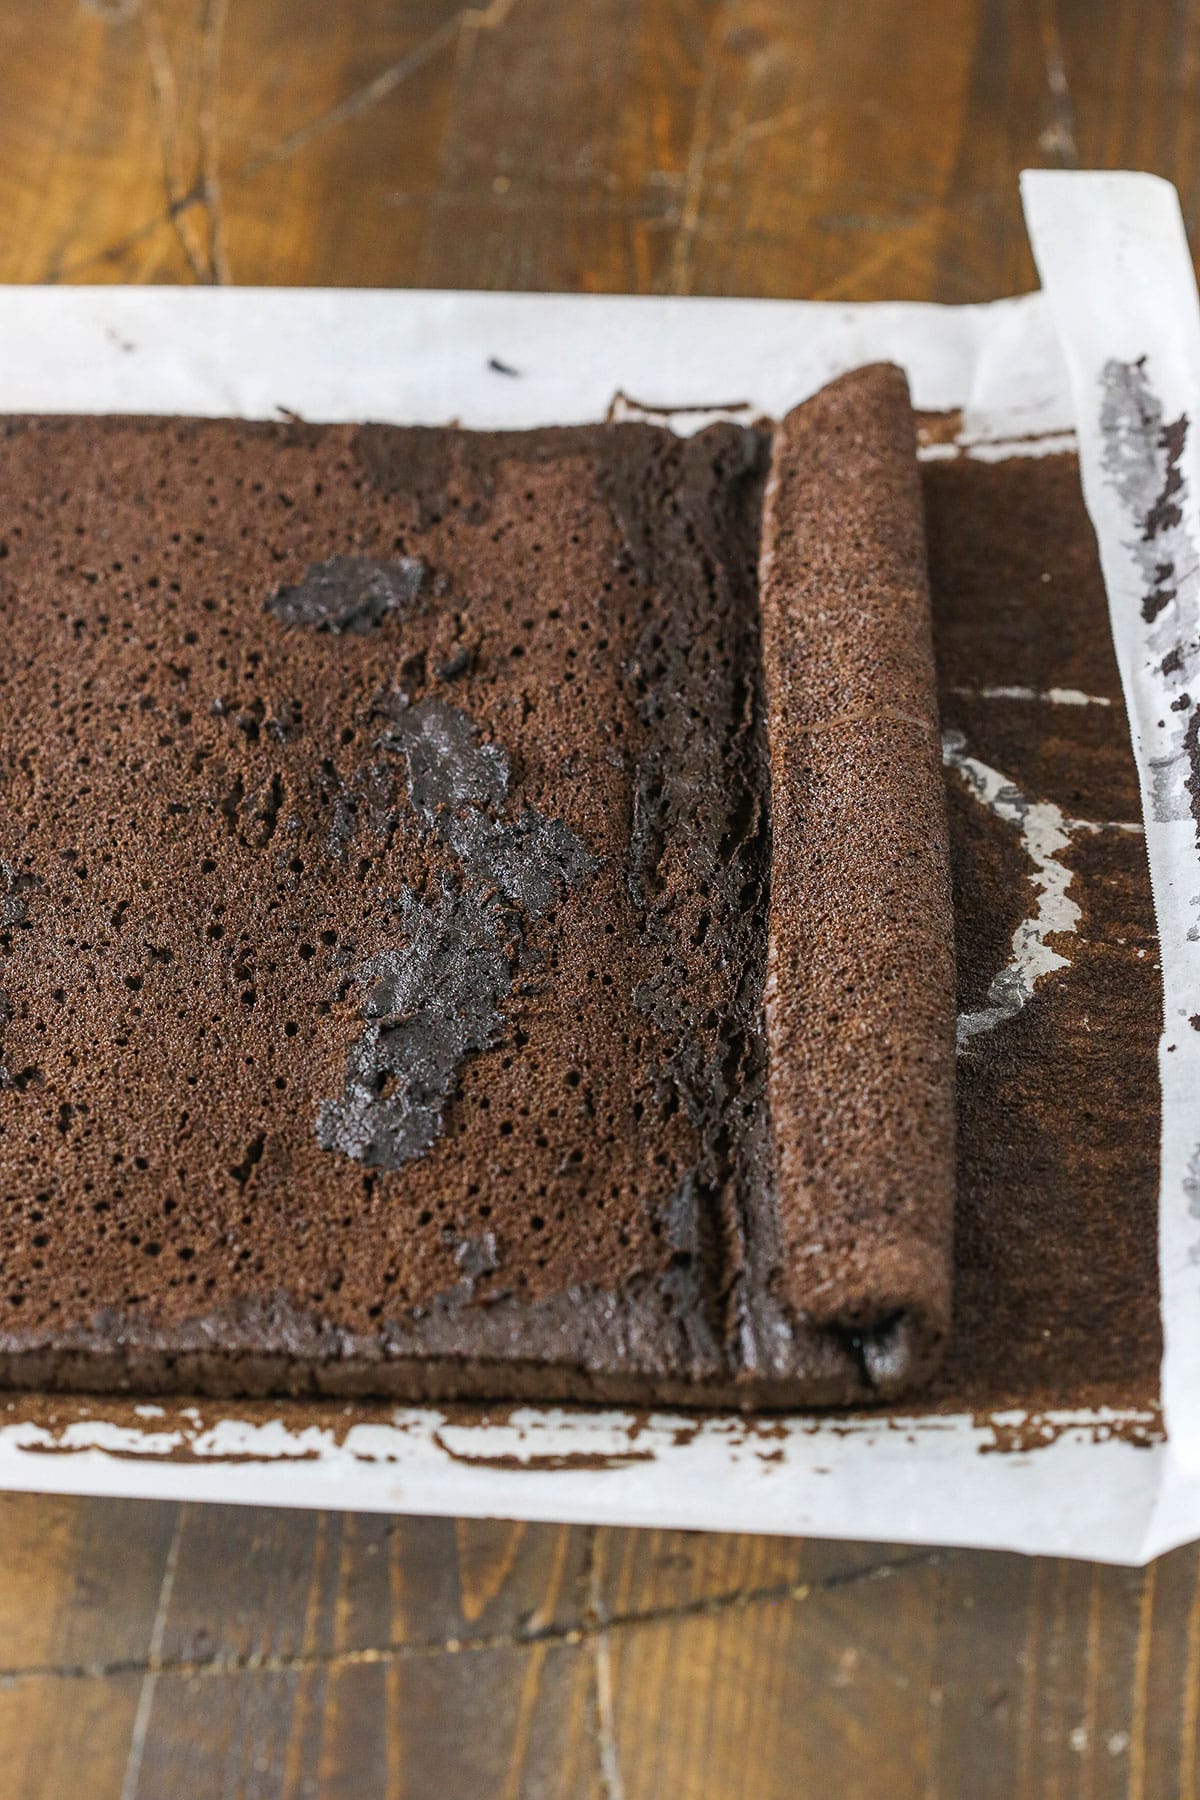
[0,180,1191,1562]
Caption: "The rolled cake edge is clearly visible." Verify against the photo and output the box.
[757,363,957,1383]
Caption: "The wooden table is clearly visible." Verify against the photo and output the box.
[1,2,1198,1793]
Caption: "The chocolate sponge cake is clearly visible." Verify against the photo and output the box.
[0,367,957,1405]
[759,368,955,1384]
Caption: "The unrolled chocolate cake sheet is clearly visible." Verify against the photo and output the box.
[0,171,1194,1561]
[0,367,954,1410]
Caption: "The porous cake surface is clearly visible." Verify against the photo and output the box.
[0,414,753,1397]
[0,391,963,1405]
[0,383,1165,1421]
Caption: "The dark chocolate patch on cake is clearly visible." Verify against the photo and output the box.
[356,426,502,528]
[316,881,513,1171]
[315,685,597,1173]
[354,421,655,531]
[0,865,40,1089]
[267,555,425,634]
[444,807,597,916]
[587,421,778,1376]
[0,861,40,932]
[377,694,510,821]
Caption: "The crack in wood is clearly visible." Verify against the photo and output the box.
[43,0,540,286]
[79,0,140,19]
[707,102,819,170]
[118,1504,182,1800]
[583,1527,626,1800]
[198,0,231,284]
[0,1548,944,1690]
[1035,0,1079,167]
[139,0,210,283]
[236,0,522,184]
[40,189,203,285]
[669,0,742,294]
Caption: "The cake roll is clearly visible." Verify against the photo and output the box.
[756,365,957,1394]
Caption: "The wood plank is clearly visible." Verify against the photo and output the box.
[125,1638,603,1799]
[7,0,1200,297]
[0,1671,146,1800]
[152,1509,596,1662]
[598,1548,940,1798]
[0,0,210,284]
[0,1494,180,1799]
[593,1524,935,1621]
[0,1501,1199,1793]
[215,0,466,287]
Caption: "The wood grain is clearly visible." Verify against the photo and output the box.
[0,1495,1199,1795]
[1,0,1199,1792]
[6,0,1200,296]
